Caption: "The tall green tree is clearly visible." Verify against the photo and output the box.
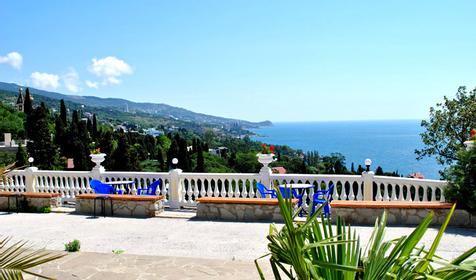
[416,86,476,165]
[15,143,27,167]
[92,114,98,140]
[23,88,34,139]
[59,99,67,124]
[195,144,205,172]
[444,147,476,211]
[26,103,57,169]
[110,132,132,171]
[156,146,165,171]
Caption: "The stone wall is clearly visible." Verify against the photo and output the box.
[0,196,60,211]
[76,198,164,218]
[333,207,475,228]
[197,202,289,222]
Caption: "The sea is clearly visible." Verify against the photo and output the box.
[251,120,442,179]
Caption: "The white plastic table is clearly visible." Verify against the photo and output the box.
[107,181,135,194]
[278,183,313,189]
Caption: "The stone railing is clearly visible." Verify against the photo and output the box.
[1,156,447,209]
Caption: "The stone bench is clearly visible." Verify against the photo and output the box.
[196,197,298,222]
[0,191,61,212]
[330,201,474,227]
[75,194,164,217]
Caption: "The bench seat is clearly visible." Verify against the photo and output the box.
[75,194,164,217]
[329,200,472,227]
[331,201,453,209]
[0,191,61,211]
[196,197,298,222]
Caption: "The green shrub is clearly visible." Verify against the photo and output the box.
[444,147,476,212]
[39,206,52,213]
[64,239,81,252]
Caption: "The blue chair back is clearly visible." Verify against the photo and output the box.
[279,186,298,199]
[90,180,114,194]
[256,182,268,198]
[141,180,160,195]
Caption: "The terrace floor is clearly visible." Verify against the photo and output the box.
[1,210,475,279]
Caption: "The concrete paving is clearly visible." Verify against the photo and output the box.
[1,211,475,279]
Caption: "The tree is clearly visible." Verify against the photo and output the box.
[15,143,27,167]
[23,88,33,116]
[444,147,476,212]
[375,166,384,175]
[195,144,205,172]
[26,103,57,169]
[54,115,67,155]
[92,114,98,141]
[59,99,67,124]
[156,146,165,171]
[110,132,132,171]
[416,86,476,165]
[23,88,35,139]
[351,162,356,174]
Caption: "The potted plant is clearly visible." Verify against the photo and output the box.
[464,129,475,150]
[257,144,276,168]
[89,147,106,170]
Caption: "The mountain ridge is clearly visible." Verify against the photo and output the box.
[0,82,271,128]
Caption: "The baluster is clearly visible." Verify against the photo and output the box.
[331,181,339,200]
[406,186,412,201]
[375,183,382,201]
[390,184,397,201]
[233,179,240,197]
[193,179,199,199]
[382,183,389,201]
[356,181,363,201]
[439,187,445,202]
[421,186,428,202]
[248,179,255,198]
[186,179,194,203]
[199,179,206,197]
[220,179,227,197]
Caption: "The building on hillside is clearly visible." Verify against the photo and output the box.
[15,88,24,112]
[15,87,33,112]
[208,147,228,158]
[408,172,425,179]
[272,167,287,174]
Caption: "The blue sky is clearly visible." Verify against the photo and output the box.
[1,1,475,122]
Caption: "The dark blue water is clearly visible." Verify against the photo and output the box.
[251,120,442,179]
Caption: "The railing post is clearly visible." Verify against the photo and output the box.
[259,165,272,191]
[24,167,38,192]
[169,168,183,209]
[362,171,374,201]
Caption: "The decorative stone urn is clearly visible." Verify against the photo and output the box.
[90,153,106,171]
[257,153,275,170]
[464,140,474,151]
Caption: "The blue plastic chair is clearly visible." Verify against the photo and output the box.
[137,180,161,195]
[256,182,276,198]
[89,179,122,194]
[310,183,334,217]
[279,185,308,217]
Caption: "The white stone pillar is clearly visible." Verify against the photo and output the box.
[24,167,38,192]
[362,171,375,201]
[168,168,183,209]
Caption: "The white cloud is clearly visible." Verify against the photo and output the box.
[30,72,60,90]
[0,52,23,70]
[62,68,81,93]
[89,56,132,85]
[85,80,99,89]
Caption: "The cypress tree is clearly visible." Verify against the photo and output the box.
[351,162,356,174]
[86,118,93,136]
[54,115,67,155]
[92,114,98,140]
[23,88,34,139]
[110,132,131,171]
[23,88,33,116]
[15,143,27,167]
[59,99,67,124]
[178,138,190,171]
[167,139,179,169]
[98,130,114,168]
[157,146,165,171]
[26,103,56,169]
[375,166,384,175]
[195,144,205,172]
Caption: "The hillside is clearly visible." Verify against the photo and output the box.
[0,82,271,129]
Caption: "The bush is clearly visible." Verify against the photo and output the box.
[444,147,476,212]
[64,239,81,252]
[39,206,52,213]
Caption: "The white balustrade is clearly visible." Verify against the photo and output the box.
[2,166,448,208]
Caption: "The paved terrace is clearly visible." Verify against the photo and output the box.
[1,211,475,279]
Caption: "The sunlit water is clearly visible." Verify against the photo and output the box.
[251,120,442,179]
